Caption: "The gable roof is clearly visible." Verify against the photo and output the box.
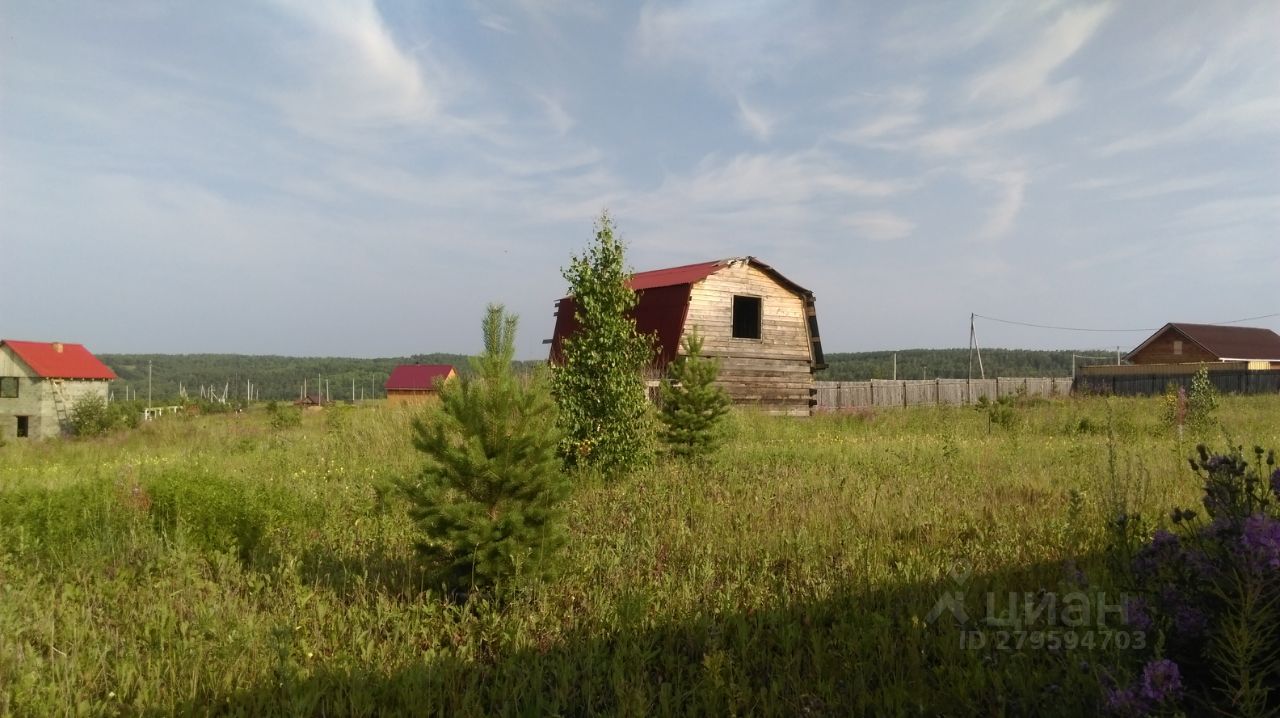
[386,364,455,391]
[624,257,814,297]
[550,257,819,367]
[1,340,117,380]
[1126,323,1280,362]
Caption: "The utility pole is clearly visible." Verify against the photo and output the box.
[147,360,152,408]
[893,352,897,380]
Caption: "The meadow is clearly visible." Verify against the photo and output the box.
[2,395,1277,716]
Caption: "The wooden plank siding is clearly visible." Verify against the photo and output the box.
[678,261,815,415]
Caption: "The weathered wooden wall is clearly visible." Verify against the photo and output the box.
[814,377,1073,411]
[681,260,815,417]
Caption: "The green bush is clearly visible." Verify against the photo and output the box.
[268,402,302,430]
[69,395,113,437]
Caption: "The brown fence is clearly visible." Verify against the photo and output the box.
[1073,368,1280,397]
[814,377,1073,411]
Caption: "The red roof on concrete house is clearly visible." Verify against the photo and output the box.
[1126,323,1280,362]
[0,340,117,380]
[385,364,456,391]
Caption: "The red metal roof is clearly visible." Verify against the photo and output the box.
[627,260,724,291]
[1,340,117,380]
[1127,323,1280,362]
[385,364,456,391]
[549,257,819,367]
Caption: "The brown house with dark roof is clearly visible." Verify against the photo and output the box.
[1126,323,1280,367]
[549,257,824,416]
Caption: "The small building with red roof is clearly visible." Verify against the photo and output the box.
[0,339,117,439]
[385,364,457,404]
[549,257,825,416]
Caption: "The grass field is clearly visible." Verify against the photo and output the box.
[2,395,1276,716]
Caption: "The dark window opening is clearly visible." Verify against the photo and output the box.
[0,377,17,398]
[16,416,29,438]
[732,295,762,339]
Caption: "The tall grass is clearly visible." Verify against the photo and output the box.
[1,396,1277,715]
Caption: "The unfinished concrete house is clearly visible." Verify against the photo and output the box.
[549,257,825,416]
[0,340,117,439]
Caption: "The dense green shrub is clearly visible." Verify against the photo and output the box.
[551,212,655,476]
[69,395,113,437]
[268,401,302,429]
[658,331,730,459]
[402,305,568,595]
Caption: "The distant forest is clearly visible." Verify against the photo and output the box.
[100,348,1110,402]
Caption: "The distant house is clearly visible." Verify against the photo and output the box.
[549,257,825,417]
[1126,323,1280,368]
[385,364,456,403]
[294,393,331,409]
[0,339,117,440]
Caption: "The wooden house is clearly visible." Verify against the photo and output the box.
[0,339,117,439]
[549,257,825,416]
[294,393,332,410]
[1126,323,1280,368]
[385,364,456,404]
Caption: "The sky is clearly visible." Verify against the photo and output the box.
[1,1,1277,358]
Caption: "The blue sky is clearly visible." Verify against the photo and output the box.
[2,1,1277,358]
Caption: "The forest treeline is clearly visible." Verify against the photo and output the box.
[100,348,1107,402]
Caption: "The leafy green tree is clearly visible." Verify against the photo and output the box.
[69,395,113,437]
[658,331,730,459]
[1187,365,1218,432]
[551,212,655,475]
[402,304,568,595]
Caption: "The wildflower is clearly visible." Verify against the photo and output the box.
[1132,530,1181,579]
[1103,686,1148,716]
[1139,659,1183,705]
[1122,596,1152,631]
[1270,468,1280,501]
[1241,514,1280,571]
[1171,602,1207,638]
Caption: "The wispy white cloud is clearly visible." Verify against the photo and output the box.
[269,0,450,138]
[971,166,1028,241]
[735,95,775,141]
[534,93,575,136]
[967,4,1111,108]
[844,212,915,242]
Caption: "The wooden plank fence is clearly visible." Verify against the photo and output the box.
[1074,368,1280,397]
[814,377,1073,411]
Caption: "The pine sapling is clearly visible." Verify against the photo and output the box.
[658,330,730,459]
[402,304,568,596]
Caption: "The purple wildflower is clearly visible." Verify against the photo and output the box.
[1139,659,1183,705]
[1171,603,1207,638]
[1103,686,1149,716]
[1123,596,1153,631]
[1133,530,1182,579]
[1241,514,1280,571]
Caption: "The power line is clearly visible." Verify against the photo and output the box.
[972,314,1153,333]
[972,312,1280,334]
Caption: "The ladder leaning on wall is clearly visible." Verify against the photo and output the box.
[49,379,72,431]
